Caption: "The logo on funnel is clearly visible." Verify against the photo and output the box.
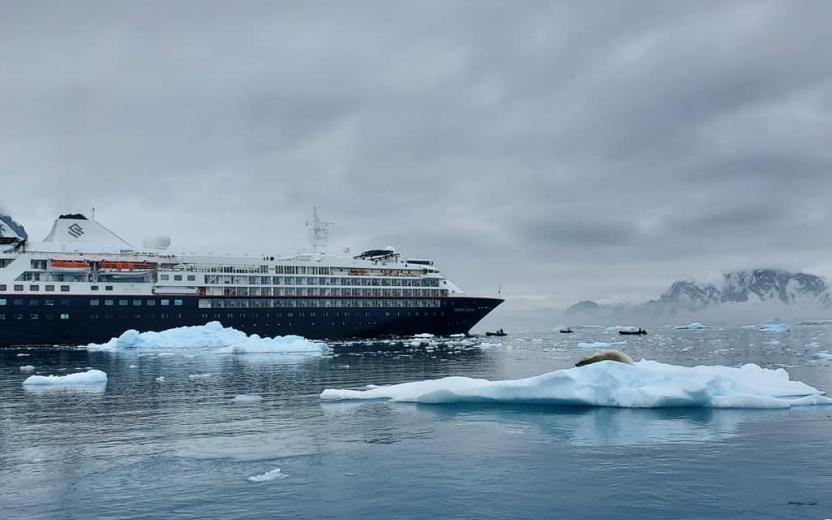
[67,223,84,238]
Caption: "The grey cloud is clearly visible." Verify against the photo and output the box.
[2,0,831,326]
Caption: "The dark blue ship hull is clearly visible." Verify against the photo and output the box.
[0,296,503,346]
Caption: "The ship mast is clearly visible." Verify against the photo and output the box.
[306,206,332,254]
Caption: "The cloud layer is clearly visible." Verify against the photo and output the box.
[2,1,831,324]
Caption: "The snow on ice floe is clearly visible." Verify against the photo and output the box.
[23,369,107,389]
[84,321,330,356]
[232,394,264,403]
[605,326,639,333]
[759,323,790,333]
[675,323,709,330]
[247,468,286,482]
[321,361,832,409]
[577,341,627,349]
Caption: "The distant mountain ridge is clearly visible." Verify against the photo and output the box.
[567,268,832,315]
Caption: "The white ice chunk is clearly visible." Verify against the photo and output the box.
[759,323,790,333]
[232,394,264,403]
[813,352,832,360]
[155,376,165,382]
[16,353,30,357]
[577,341,627,349]
[23,369,107,387]
[247,468,286,482]
[321,360,832,409]
[188,373,212,380]
[19,365,35,372]
[84,321,329,355]
[675,322,708,330]
[605,325,639,333]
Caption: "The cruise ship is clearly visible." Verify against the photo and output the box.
[0,211,503,346]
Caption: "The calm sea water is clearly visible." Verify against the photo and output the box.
[2,325,832,519]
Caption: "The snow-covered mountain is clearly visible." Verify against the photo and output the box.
[656,269,831,308]
[0,211,28,241]
[566,269,832,317]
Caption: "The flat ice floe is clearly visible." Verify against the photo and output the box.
[23,369,107,388]
[605,325,639,333]
[247,468,286,482]
[759,323,790,333]
[577,341,627,349]
[232,394,264,403]
[84,321,330,355]
[321,361,832,409]
[675,322,708,330]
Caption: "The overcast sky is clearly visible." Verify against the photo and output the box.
[2,1,831,323]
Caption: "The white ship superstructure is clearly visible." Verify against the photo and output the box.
[0,213,502,345]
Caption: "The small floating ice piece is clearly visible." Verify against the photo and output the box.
[188,373,212,380]
[760,323,790,333]
[413,333,435,338]
[16,353,30,357]
[247,468,286,482]
[674,322,708,330]
[19,365,35,372]
[23,369,107,387]
[232,394,263,403]
[321,361,832,409]
[813,352,832,360]
[155,376,165,382]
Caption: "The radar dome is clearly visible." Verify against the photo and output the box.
[143,235,171,250]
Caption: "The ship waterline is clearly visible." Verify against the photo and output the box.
[0,213,503,345]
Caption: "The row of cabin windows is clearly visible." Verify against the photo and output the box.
[201,275,440,287]
[0,284,115,292]
[0,313,70,320]
[0,298,71,306]
[199,298,442,309]
[217,287,447,297]
[89,299,183,307]
[159,274,197,282]
[0,310,443,321]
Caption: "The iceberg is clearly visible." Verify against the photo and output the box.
[232,394,264,403]
[675,322,708,330]
[577,341,627,349]
[321,361,832,409]
[23,369,107,387]
[247,468,286,482]
[759,323,790,333]
[605,325,639,333]
[84,321,330,355]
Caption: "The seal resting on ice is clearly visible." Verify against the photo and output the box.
[575,350,634,367]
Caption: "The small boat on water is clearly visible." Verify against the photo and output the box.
[486,329,507,337]
[619,328,647,336]
[559,328,574,334]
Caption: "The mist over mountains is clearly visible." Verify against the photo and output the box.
[565,269,832,324]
